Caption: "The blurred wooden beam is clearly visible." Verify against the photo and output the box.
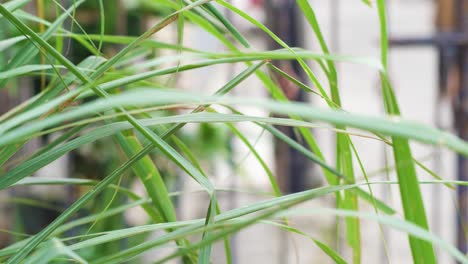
[265,0,315,194]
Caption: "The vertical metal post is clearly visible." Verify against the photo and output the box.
[264,1,310,263]
[455,0,468,254]
[265,0,311,194]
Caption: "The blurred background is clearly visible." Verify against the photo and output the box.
[0,0,466,263]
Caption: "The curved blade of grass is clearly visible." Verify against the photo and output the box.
[68,220,199,252]
[267,63,335,105]
[23,238,86,264]
[0,36,27,52]
[0,0,31,20]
